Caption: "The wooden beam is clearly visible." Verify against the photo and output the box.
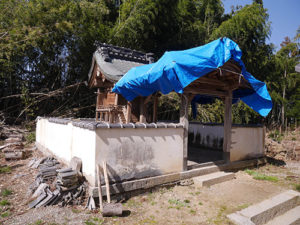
[144,94,152,105]
[223,91,232,162]
[139,97,146,123]
[184,87,227,97]
[180,93,189,171]
[126,101,132,124]
[152,95,158,123]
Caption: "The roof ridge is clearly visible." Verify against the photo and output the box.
[94,42,154,64]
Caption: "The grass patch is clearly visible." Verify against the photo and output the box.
[25,131,36,144]
[168,199,190,210]
[1,189,12,197]
[84,217,104,225]
[34,220,44,225]
[140,215,157,224]
[0,166,11,174]
[189,209,196,215]
[295,184,300,192]
[245,169,278,182]
[0,200,10,206]
[71,208,81,214]
[198,201,203,206]
[1,212,10,218]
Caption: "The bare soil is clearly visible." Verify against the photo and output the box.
[0,128,299,225]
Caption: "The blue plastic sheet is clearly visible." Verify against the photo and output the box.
[112,38,272,117]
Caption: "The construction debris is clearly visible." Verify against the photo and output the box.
[0,131,26,160]
[28,156,87,209]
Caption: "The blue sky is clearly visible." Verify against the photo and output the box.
[222,0,300,50]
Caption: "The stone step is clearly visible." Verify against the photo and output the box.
[187,160,226,170]
[227,190,300,225]
[264,206,300,225]
[180,165,221,180]
[193,171,235,187]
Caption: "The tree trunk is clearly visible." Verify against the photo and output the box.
[281,69,286,131]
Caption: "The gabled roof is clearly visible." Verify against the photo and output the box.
[88,43,154,85]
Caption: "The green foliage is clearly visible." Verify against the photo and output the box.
[0,0,298,128]
[1,189,13,197]
[84,217,104,225]
[245,169,278,182]
[0,200,10,206]
[295,184,300,192]
[1,212,10,218]
[0,166,11,174]
[25,132,36,144]
[268,130,284,143]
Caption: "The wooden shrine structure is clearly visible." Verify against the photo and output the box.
[88,43,154,123]
[88,44,253,166]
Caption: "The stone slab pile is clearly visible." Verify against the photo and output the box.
[28,156,86,208]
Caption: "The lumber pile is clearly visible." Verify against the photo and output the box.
[28,156,86,208]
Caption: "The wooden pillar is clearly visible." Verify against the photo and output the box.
[152,95,158,123]
[180,93,189,171]
[139,97,146,123]
[104,112,108,122]
[96,88,101,121]
[223,91,232,162]
[126,101,132,124]
[114,93,118,105]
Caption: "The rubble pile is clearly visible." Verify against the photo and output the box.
[0,133,25,160]
[28,157,87,208]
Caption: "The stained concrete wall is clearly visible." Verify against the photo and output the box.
[95,128,184,185]
[230,126,265,161]
[36,118,184,186]
[188,122,265,161]
[188,123,223,150]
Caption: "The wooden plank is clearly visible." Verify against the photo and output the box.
[139,97,146,123]
[126,101,132,124]
[180,93,189,171]
[223,91,232,162]
[184,87,227,97]
[152,95,158,123]
[103,161,111,203]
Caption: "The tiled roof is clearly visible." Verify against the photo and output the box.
[88,43,154,83]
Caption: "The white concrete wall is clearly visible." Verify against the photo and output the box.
[188,123,223,150]
[230,127,264,161]
[188,123,265,161]
[70,126,96,185]
[36,118,184,186]
[95,128,184,183]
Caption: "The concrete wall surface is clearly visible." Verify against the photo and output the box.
[95,128,184,184]
[230,126,264,161]
[188,123,265,161]
[36,118,184,186]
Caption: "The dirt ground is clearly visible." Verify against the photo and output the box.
[0,132,300,225]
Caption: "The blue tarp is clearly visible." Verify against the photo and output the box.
[112,38,272,117]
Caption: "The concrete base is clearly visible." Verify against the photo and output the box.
[89,157,266,197]
[264,206,300,225]
[227,190,300,225]
[193,171,235,187]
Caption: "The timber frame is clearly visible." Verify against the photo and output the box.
[179,59,251,168]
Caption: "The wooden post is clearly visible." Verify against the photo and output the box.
[153,95,158,123]
[139,97,146,123]
[114,93,118,105]
[109,111,113,123]
[223,91,232,162]
[126,101,132,124]
[104,112,108,122]
[180,93,189,171]
[96,88,101,121]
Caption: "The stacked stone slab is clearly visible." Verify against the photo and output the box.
[28,156,86,208]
